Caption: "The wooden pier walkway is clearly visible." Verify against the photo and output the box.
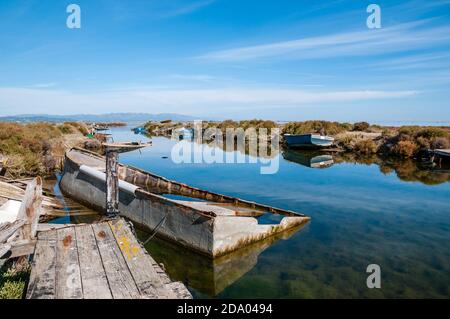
[26,218,192,299]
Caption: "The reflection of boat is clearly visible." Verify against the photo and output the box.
[283,134,334,149]
[139,223,306,297]
[60,148,310,257]
[283,150,334,168]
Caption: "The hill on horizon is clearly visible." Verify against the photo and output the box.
[0,113,200,124]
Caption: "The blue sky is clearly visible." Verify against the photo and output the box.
[0,0,450,123]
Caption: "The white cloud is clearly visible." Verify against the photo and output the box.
[0,86,417,116]
[199,21,450,61]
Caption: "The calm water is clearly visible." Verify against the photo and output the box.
[110,126,449,298]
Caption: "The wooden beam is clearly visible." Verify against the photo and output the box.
[105,150,119,217]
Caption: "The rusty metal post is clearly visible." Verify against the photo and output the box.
[105,149,119,218]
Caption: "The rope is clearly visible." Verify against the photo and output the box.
[141,213,168,246]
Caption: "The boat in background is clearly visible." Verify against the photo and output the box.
[133,127,146,134]
[283,133,334,149]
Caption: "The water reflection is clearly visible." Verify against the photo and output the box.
[282,150,334,169]
[282,149,450,185]
[100,129,450,298]
[137,224,306,297]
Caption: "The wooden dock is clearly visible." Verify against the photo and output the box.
[26,218,192,299]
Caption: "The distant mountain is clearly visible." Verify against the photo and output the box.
[0,113,199,124]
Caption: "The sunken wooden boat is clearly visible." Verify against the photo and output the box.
[60,148,310,257]
[283,133,334,149]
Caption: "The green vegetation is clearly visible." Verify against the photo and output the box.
[352,121,370,132]
[200,119,278,132]
[382,126,450,158]
[282,120,351,136]
[63,121,89,135]
[354,139,378,155]
[0,122,86,177]
[0,262,30,299]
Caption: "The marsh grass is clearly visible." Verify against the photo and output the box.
[0,122,86,177]
[282,120,351,136]
[0,261,30,299]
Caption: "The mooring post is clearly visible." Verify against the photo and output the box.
[105,149,119,218]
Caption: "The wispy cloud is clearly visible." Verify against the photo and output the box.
[166,74,216,82]
[160,0,216,18]
[29,82,58,88]
[0,86,417,116]
[372,52,450,70]
[199,20,450,61]
[105,0,216,21]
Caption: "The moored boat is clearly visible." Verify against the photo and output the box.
[60,148,310,257]
[133,127,146,134]
[283,133,334,149]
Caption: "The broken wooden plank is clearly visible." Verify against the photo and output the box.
[26,231,57,299]
[0,220,26,243]
[108,219,176,299]
[75,225,112,299]
[93,222,140,299]
[0,239,36,259]
[55,227,83,299]
[16,177,43,240]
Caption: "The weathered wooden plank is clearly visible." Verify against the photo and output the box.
[75,225,112,299]
[55,227,83,299]
[0,220,26,243]
[0,239,36,259]
[37,223,81,232]
[0,244,11,259]
[26,231,57,299]
[16,177,42,240]
[108,219,176,298]
[92,222,140,299]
